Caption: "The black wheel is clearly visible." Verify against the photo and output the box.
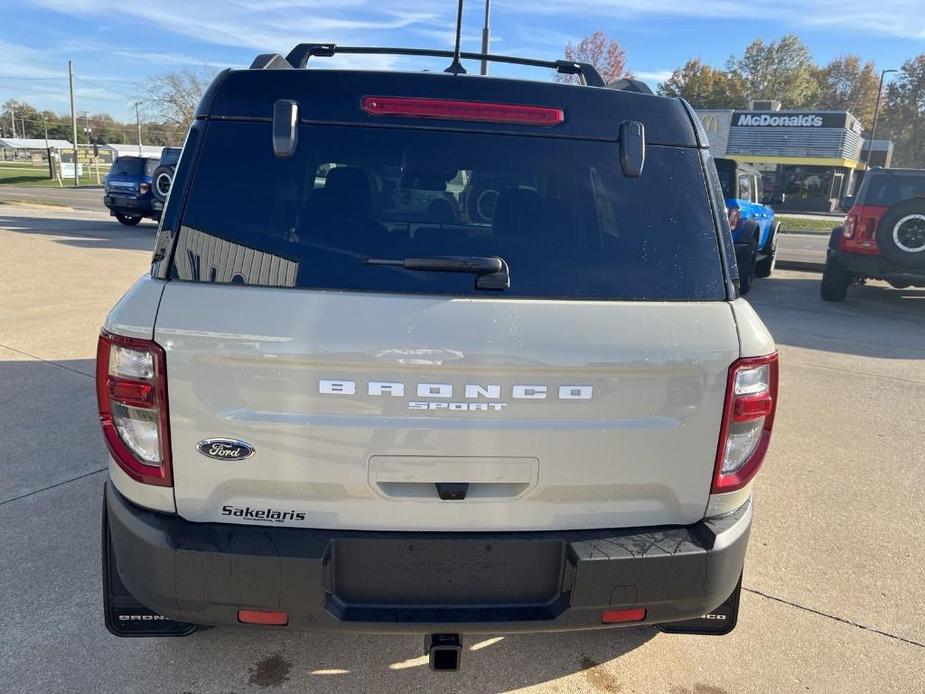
[820,259,850,302]
[736,225,758,295]
[876,199,925,268]
[152,164,175,202]
[115,213,142,226]
[755,224,779,278]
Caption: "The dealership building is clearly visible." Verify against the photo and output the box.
[697,105,892,212]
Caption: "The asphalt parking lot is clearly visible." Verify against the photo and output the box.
[1,203,923,693]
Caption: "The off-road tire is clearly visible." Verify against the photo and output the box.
[737,224,758,295]
[820,259,850,302]
[152,164,175,202]
[755,223,779,278]
[115,213,142,226]
[876,199,925,268]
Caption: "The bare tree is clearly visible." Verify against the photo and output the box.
[557,32,630,85]
[142,68,215,137]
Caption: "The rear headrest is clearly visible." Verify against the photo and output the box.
[321,167,372,214]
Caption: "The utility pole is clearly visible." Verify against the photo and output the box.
[863,68,898,171]
[44,116,53,180]
[68,60,79,187]
[480,0,491,75]
[10,107,15,139]
[135,102,143,155]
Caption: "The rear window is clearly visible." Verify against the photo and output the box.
[858,173,925,207]
[171,121,724,300]
[110,157,158,177]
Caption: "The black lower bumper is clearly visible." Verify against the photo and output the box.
[103,194,155,218]
[829,249,925,285]
[105,483,751,634]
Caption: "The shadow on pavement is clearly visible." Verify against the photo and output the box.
[747,272,925,360]
[0,212,157,252]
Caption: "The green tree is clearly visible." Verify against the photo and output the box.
[1,99,42,138]
[881,54,925,168]
[812,55,880,125]
[726,35,817,107]
[657,58,745,108]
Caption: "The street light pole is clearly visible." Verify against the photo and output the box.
[480,0,491,75]
[863,68,898,170]
[68,60,79,187]
[135,102,143,155]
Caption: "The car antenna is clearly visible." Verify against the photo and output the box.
[444,0,467,75]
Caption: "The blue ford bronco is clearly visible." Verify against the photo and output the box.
[715,158,783,293]
[103,155,161,226]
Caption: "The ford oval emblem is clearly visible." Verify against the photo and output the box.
[197,438,255,461]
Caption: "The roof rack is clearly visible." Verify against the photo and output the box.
[249,44,606,87]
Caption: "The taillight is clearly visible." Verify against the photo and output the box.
[361,96,565,126]
[138,182,150,195]
[726,206,741,230]
[96,330,172,486]
[713,353,779,493]
[843,214,856,239]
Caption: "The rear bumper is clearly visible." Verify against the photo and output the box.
[103,194,155,218]
[828,248,925,284]
[105,483,752,634]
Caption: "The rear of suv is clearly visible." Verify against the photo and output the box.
[714,158,782,294]
[822,167,925,301]
[97,44,778,663]
[103,155,161,225]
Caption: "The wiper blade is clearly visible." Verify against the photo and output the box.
[362,256,510,290]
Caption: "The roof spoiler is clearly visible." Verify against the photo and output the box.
[248,44,606,88]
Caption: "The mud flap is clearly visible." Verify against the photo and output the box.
[102,497,198,637]
[658,574,741,636]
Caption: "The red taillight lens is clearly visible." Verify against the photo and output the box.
[713,353,779,493]
[96,330,172,486]
[361,96,565,126]
[726,206,741,230]
[238,609,289,626]
[601,608,647,624]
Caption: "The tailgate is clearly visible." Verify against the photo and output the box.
[157,283,738,531]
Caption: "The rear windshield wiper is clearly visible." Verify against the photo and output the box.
[362,256,510,290]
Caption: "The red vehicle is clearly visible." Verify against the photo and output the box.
[822,168,925,301]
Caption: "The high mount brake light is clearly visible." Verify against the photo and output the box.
[361,96,565,126]
[713,353,779,493]
[96,330,173,486]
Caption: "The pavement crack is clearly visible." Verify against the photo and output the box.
[0,342,94,379]
[743,586,925,649]
[0,467,106,507]
[793,360,925,387]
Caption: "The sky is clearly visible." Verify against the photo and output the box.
[1,0,923,124]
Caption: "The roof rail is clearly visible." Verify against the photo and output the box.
[263,44,605,87]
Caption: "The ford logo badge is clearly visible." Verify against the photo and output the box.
[197,438,255,461]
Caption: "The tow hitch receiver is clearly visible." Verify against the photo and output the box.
[426,634,462,671]
[659,574,742,636]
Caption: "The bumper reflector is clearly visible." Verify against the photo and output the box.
[237,609,289,626]
[600,608,646,624]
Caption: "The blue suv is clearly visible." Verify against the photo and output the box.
[103,155,161,226]
[715,158,782,293]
